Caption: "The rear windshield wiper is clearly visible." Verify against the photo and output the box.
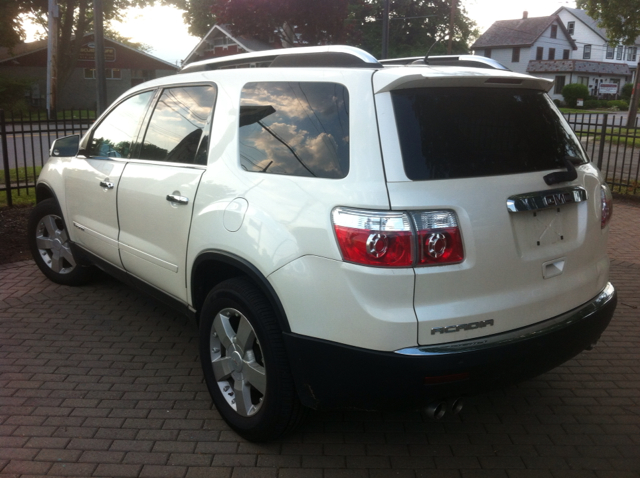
[543,156,579,186]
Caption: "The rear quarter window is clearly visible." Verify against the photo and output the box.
[391,87,587,181]
[239,82,349,179]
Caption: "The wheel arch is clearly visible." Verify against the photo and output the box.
[35,183,58,204]
[191,251,291,333]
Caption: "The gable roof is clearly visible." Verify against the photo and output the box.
[182,24,274,66]
[0,34,177,69]
[471,15,577,50]
[554,7,607,40]
[554,6,640,45]
[527,59,631,76]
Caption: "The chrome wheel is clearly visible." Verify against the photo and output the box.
[35,213,76,275]
[210,307,266,417]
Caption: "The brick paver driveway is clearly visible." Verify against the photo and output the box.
[1,199,639,478]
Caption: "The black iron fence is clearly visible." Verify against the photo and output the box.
[564,113,639,196]
[1,109,639,206]
[0,108,95,207]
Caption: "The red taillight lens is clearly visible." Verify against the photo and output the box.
[600,184,613,229]
[411,211,464,266]
[332,208,464,267]
[332,208,413,267]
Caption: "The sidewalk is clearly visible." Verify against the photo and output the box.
[0,200,639,478]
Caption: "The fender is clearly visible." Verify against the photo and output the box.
[191,250,291,333]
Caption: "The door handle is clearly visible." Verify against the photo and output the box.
[100,180,114,189]
[166,194,189,205]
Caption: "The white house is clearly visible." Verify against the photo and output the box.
[470,12,576,77]
[552,7,638,97]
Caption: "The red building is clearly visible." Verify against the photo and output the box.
[0,34,178,110]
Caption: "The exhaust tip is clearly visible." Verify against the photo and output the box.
[425,401,446,420]
[447,397,464,415]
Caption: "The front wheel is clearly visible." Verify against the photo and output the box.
[199,278,306,441]
[27,198,94,286]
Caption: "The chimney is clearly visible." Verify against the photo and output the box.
[523,11,528,19]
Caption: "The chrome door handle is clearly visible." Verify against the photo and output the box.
[100,180,114,189]
[166,194,189,205]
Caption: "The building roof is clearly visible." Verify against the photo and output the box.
[554,6,640,45]
[471,15,577,50]
[0,34,177,69]
[182,24,274,66]
[527,59,632,75]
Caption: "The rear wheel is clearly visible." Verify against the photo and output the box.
[199,278,306,441]
[27,198,94,286]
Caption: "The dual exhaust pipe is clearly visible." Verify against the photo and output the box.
[425,397,464,420]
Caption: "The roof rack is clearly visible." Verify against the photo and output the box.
[380,55,510,71]
[180,45,383,73]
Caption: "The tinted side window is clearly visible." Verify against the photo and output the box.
[140,85,216,165]
[391,88,588,181]
[88,91,154,158]
[239,82,349,179]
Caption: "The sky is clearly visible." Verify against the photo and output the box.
[24,0,579,66]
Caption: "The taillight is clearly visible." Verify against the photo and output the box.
[413,211,464,265]
[332,207,464,267]
[332,208,413,267]
[600,184,613,229]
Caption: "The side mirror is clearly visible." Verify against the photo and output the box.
[50,134,80,157]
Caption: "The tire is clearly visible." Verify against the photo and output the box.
[199,278,307,441]
[27,198,94,286]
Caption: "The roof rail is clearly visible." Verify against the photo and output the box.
[180,45,382,73]
[380,55,510,71]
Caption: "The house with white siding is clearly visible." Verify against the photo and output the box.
[472,11,633,102]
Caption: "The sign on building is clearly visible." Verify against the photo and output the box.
[598,83,619,95]
[79,43,116,62]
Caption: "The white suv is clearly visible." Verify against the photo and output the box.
[29,46,617,441]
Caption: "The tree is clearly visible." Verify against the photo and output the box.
[353,0,478,59]
[2,0,158,107]
[207,0,352,46]
[576,0,640,126]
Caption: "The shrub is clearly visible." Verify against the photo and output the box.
[0,76,32,110]
[584,99,599,109]
[562,83,590,108]
[607,100,629,111]
[621,83,633,102]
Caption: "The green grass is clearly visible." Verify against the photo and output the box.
[0,188,36,208]
[0,166,42,185]
[560,108,603,114]
[609,179,640,197]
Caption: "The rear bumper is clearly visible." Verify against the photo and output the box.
[283,283,616,410]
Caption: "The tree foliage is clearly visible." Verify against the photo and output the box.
[576,0,640,45]
[353,0,478,58]
[177,0,478,58]
[562,83,589,108]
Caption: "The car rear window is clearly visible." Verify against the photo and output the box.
[391,87,588,181]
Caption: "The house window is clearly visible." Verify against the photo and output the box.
[550,24,558,39]
[606,45,614,59]
[563,49,570,59]
[583,44,591,59]
[627,47,637,62]
[83,68,121,80]
[578,76,589,85]
[617,45,624,60]
[554,75,566,95]
[567,21,575,35]
[512,47,520,63]
[536,47,544,60]
[484,48,492,58]
[548,48,556,60]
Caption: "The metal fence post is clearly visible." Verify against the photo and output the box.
[596,113,608,171]
[1,109,13,207]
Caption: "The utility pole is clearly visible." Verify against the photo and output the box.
[46,0,59,119]
[447,0,456,54]
[93,0,107,115]
[381,0,390,59]
[627,60,640,128]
